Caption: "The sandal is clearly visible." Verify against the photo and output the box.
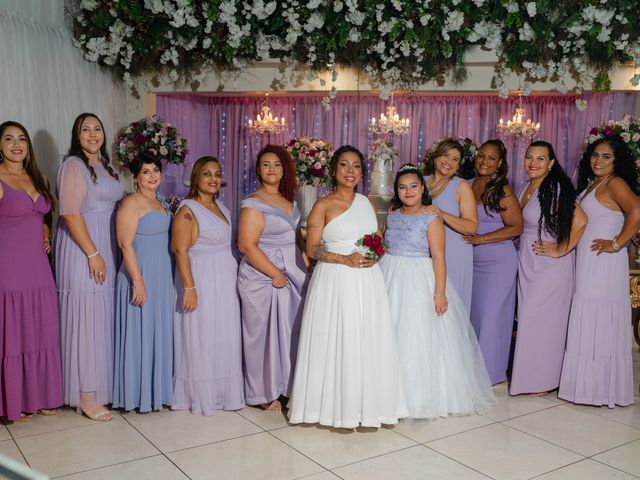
[17,413,33,423]
[75,407,113,422]
[37,409,57,416]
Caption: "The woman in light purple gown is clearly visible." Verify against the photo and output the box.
[0,121,62,422]
[423,139,478,312]
[510,141,586,396]
[464,140,522,385]
[559,135,640,407]
[171,157,244,415]
[237,145,308,411]
[55,113,124,422]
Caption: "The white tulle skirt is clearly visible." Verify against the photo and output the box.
[379,254,495,419]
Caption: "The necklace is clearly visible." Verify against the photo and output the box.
[428,176,451,197]
[335,192,355,208]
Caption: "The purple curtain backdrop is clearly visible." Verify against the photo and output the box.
[157,92,637,222]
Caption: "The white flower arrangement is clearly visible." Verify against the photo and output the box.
[368,139,399,168]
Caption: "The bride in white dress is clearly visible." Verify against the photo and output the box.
[288,146,408,428]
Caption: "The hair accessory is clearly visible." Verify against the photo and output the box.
[398,164,420,173]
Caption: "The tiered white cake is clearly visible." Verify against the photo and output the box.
[368,159,394,228]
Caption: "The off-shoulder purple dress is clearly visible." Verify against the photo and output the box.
[237,197,307,406]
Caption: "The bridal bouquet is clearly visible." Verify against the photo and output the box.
[585,114,640,168]
[115,115,188,168]
[356,233,386,260]
[286,136,333,187]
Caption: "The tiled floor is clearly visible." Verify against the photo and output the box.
[6,348,640,480]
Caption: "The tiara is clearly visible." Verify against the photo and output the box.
[398,164,420,173]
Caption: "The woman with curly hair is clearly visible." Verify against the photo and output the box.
[559,135,640,407]
[423,139,478,312]
[510,141,587,396]
[463,139,523,385]
[237,145,308,412]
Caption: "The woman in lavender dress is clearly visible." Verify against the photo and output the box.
[559,135,640,407]
[463,140,523,385]
[56,113,124,422]
[0,121,62,422]
[423,139,478,313]
[171,157,244,415]
[510,141,586,396]
[237,145,307,411]
[380,165,493,419]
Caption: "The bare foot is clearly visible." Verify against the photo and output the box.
[260,400,282,411]
[76,405,113,422]
[37,409,57,416]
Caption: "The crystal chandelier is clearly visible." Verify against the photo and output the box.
[369,95,410,137]
[248,94,287,136]
[497,95,540,138]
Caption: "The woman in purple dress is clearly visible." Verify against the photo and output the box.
[559,135,640,407]
[55,113,124,422]
[510,141,586,396]
[237,145,307,411]
[171,156,244,415]
[463,140,523,385]
[0,121,62,422]
[423,139,478,312]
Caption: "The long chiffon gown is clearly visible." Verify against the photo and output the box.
[559,187,634,407]
[510,189,574,395]
[113,210,174,412]
[172,200,244,415]
[237,197,307,406]
[55,157,123,408]
[288,194,408,428]
[379,210,494,419]
[0,180,63,420]
[426,176,473,313]
[469,204,518,385]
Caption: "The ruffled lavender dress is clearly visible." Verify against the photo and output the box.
[237,198,307,406]
[559,187,633,407]
[469,204,518,385]
[55,157,123,408]
[510,188,574,395]
[0,181,63,420]
[172,200,244,415]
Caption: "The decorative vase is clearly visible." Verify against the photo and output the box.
[296,183,318,227]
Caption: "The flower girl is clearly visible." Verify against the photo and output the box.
[379,164,494,419]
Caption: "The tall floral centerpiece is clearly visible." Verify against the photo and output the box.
[368,139,399,227]
[114,115,189,197]
[285,136,333,225]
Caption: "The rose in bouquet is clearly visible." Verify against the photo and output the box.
[425,136,479,179]
[368,138,399,167]
[115,115,188,168]
[355,232,386,260]
[585,114,640,170]
[285,136,333,187]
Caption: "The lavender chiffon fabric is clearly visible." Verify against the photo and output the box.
[426,176,473,313]
[55,157,124,407]
[510,189,574,395]
[469,204,518,385]
[237,197,307,405]
[0,181,63,420]
[559,188,633,407]
[172,200,244,415]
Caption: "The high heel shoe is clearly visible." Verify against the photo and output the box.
[75,407,113,422]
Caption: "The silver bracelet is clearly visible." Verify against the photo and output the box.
[87,250,99,258]
[611,236,622,252]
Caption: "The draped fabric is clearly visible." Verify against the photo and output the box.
[157,92,637,220]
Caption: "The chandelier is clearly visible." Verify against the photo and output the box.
[369,95,410,137]
[248,94,287,136]
[497,95,540,138]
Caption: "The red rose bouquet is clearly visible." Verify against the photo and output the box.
[355,232,386,260]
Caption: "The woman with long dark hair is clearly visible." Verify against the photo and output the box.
[171,156,244,415]
[288,146,408,428]
[0,121,62,421]
[55,113,124,421]
[510,141,586,396]
[463,139,523,385]
[237,145,307,411]
[559,135,640,407]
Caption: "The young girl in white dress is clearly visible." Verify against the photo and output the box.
[379,164,494,419]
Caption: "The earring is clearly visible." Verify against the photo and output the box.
[0,151,3,161]
[490,173,498,180]
[548,166,552,171]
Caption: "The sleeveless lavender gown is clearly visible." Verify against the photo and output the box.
[172,200,244,415]
[559,187,633,407]
[237,198,307,406]
[426,176,473,313]
[469,204,518,385]
[55,157,123,407]
[0,180,63,420]
[510,188,574,395]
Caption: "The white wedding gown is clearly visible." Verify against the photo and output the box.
[288,194,408,428]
